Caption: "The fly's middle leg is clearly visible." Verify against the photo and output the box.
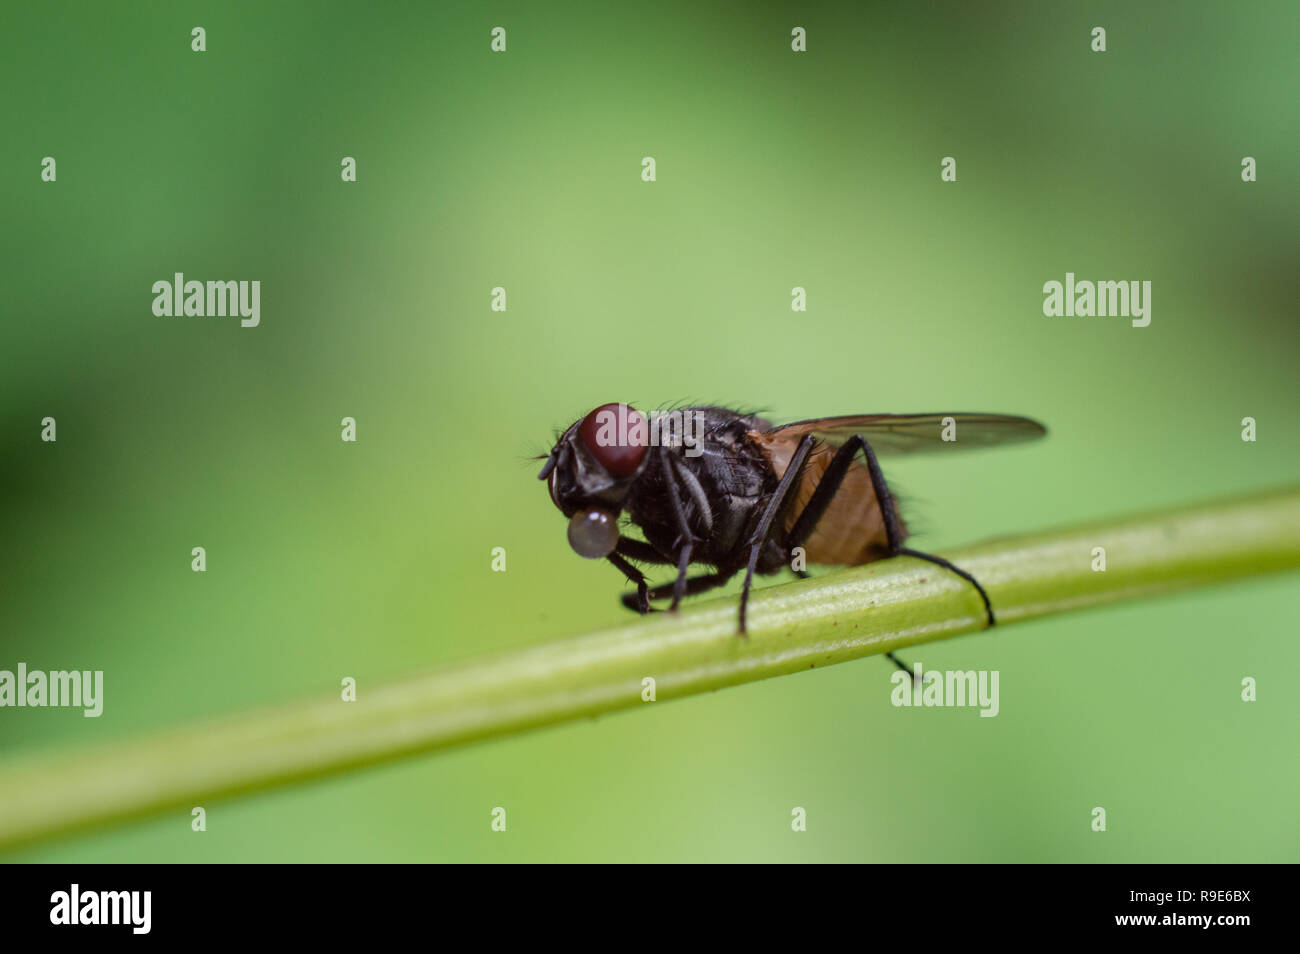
[736,434,818,635]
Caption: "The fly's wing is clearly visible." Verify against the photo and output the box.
[747,414,1045,566]
[756,413,1047,455]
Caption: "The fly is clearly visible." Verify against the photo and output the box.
[537,403,1046,666]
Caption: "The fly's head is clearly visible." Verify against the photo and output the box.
[538,403,651,559]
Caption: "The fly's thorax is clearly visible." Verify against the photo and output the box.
[622,425,780,565]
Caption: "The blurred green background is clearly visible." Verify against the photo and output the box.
[2,1,1297,862]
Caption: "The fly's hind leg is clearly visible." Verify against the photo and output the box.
[857,439,995,627]
[894,547,994,625]
[782,433,996,677]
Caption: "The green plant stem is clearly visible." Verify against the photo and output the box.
[2,485,1299,852]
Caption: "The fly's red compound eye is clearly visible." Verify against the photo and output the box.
[578,403,648,477]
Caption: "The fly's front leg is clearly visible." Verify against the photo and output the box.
[607,551,652,614]
[610,536,677,614]
[611,535,732,614]
[658,448,696,611]
[621,571,734,611]
[616,536,673,566]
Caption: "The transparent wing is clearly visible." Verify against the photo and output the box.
[753,413,1046,455]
